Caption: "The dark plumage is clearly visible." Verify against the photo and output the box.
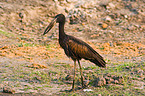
[43,14,106,91]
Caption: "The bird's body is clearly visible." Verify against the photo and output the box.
[59,34,105,67]
[43,14,106,91]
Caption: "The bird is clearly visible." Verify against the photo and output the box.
[43,14,106,91]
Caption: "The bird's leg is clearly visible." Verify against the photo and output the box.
[78,60,84,88]
[72,60,76,91]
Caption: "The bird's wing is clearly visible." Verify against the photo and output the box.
[65,36,106,67]
[67,39,102,60]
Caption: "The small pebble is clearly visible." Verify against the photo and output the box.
[83,89,93,92]
[126,66,130,69]
[3,86,15,94]
[105,16,112,22]
[102,23,108,29]
[65,75,73,80]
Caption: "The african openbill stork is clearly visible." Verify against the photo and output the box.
[43,14,106,91]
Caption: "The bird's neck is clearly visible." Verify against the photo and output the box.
[59,22,66,39]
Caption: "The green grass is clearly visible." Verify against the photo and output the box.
[24,43,37,47]
[99,46,104,50]
[0,29,15,38]
[45,43,58,51]
[17,42,38,47]
[0,22,4,24]
[23,86,32,91]
[1,49,144,96]
[56,61,144,95]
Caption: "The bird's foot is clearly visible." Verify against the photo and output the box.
[77,85,87,90]
[69,88,75,92]
[79,86,87,90]
[82,85,88,89]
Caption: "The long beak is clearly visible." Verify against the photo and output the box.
[43,17,57,35]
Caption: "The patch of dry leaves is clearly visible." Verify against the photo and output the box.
[92,42,145,57]
[0,44,65,62]
[27,63,47,69]
[0,42,145,62]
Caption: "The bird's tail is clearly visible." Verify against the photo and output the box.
[89,57,106,67]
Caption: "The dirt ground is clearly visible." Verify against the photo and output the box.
[0,0,145,95]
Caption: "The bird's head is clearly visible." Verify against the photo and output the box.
[55,14,65,23]
[43,14,65,35]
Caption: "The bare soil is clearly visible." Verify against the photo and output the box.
[0,0,145,95]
